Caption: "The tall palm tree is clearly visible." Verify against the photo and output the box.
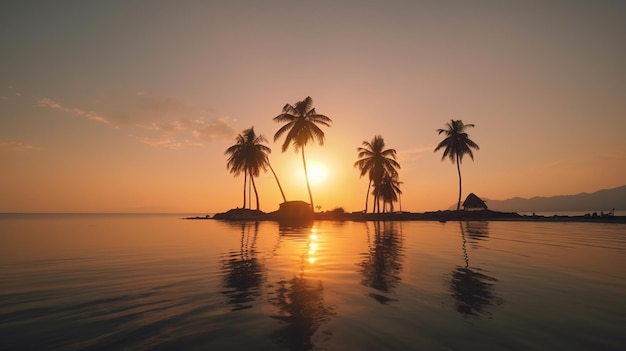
[225,127,272,210]
[273,96,332,212]
[434,120,480,211]
[375,173,402,213]
[354,136,401,213]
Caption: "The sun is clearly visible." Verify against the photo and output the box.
[306,163,327,184]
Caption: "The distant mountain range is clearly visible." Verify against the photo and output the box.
[477,185,626,213]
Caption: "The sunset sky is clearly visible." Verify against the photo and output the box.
[1,1,625,213]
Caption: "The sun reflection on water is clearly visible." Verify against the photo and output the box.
[307,228,318,265]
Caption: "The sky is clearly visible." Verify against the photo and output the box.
[1,0,625,213]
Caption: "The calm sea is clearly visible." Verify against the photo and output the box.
[1,213,625,351]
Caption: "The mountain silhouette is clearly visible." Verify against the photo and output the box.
[480,185,626,213]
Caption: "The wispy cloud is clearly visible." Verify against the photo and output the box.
[1,85,23,101]
[0,141,37,151]
[134,136,183,150]
[192,117,237,142]
[400,145,434,162]
[37,92,237,149]
[38,97,110,124]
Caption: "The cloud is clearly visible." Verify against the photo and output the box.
[37,97,62,109]
[0,141,37,151]
[37,92,237,149]
[38,97,110,124]
[400,145,434,161]
[135,136,183,150]
[192,117,237,142]
[1,86,22,101]
[95,92,189,129]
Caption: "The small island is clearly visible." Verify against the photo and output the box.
[189,201,625,224]
[197,97,625,225]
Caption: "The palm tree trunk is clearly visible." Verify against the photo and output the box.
[301,148,314,212]
[243,172,247,209]
[250,170,260,210]
[456,154,462,211]
[267,160,287,203]
[374,194,377,213]
[372,193,376,213]
[248,173,252,210]
[364,181,371,213]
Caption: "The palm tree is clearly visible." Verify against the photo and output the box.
[375,173,402,213]
[273,96,332,212]
[225,127,272,210]
[434,119,480,211]
[354,136,401,213]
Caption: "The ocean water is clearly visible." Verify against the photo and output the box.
[1,214,625,350]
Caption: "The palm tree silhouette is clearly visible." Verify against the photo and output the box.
[434,120,480,211]
[273,96,332,212]
[225,127,272,210]
[375,173,402,213]
[354,136,400,213]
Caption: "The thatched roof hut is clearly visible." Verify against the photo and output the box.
[463,193,488,211]
[276,200,313,224]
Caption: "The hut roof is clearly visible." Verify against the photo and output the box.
[463,193,488,210]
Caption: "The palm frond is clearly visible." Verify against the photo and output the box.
[308,123,326,145]
[273,121,294,142]
[273,113,297,123]
[434,119,478,164]
[308,113,332,125]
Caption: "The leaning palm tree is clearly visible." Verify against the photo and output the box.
[266,156,287,203]
[434,120,480,211]
[354,136,401,213]
[225,127,272,210]
[273,96,332,212]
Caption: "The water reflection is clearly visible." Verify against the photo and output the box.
[464,221,489,248]
[270,276,334,350]
[359,222,405,304]
[270,225,335,351]
[220,222,265,311]
[447,221,502,317]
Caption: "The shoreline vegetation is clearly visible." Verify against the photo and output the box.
[187,207,626,224]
